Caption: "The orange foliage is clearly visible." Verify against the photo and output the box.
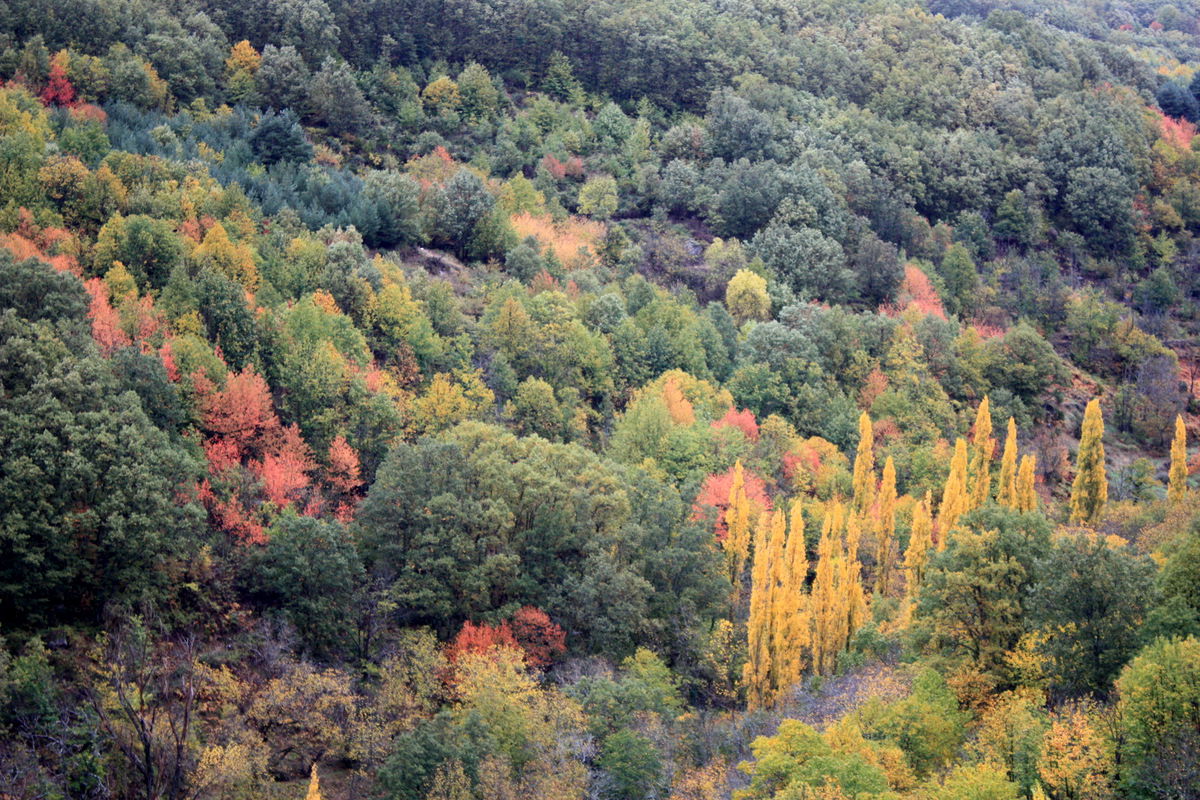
[447,608,566,671]
[859,368,890,408]
[0,210,81,274]
[200,367,281,451]
[253,425,314,507]
[883,265,946,319]
[84,278,131,354]
[159,340,180,381]
[445,620,519,664]
[326,435,363,496]
[509,606,567,669]
[712,407,759,441]
[509,211,605,268]
[68,103,106,124]
[693,465,771,539]
[663,377,696,425]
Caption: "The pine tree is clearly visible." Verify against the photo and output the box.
[904,491,934,600]
[724,460,752,592]
[969,396,994,508]
[1069,399,1108,525]
[874,456,897,595]
[744,511,777,709]
[306,764,323,800]
[852,411,875,514]
[1016,454,1038,513]
[938,438,969,550]
[1168,414,1188,504]
[996,417,1018,508]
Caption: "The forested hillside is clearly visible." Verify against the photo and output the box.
[3,0,1200,798]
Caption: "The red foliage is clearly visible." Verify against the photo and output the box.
[883,264,946,319]
[84,278,131,354]
[159,340,180,381]
[446,608,566,671]
[1,210,81,275]
[692,465,771,539]
[1158,109,1197,149]
[531,269,559,293]
[712,407,759,441]
[541,154,568,180]
[509,606,567,668]
[198,480,266,545]
[252,424,314,507]
[1150,20,1164,31]
[445,620,519,664]
[326,435,364,496]
[202,437,242,474]
[39,60,76,107]
[199,367,281,454]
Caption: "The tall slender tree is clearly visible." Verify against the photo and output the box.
[744,511,778,709]
[1168,414,1189,504]
[1069,399,1108,525]
[969,396,995,508]
[852,411,875,514]
[724,460,752,592]
[996,417,1019,508]
[1016,454,1038,513]
[904,491,934,601]
[777,500,810,691]
[874,456,897,594]
[810,502,844,675]
[938,438,969,549]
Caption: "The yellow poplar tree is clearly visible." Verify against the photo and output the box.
[969,396,994,509]
[744,511,777,709]
[724,461,752,591]
[996,417,1019,509]
[811,502,844,676]
[1069,399,1108,525]
[777,500,810,690]
[764,508,791,702]
[842,512,867,649]
[938,438,969,550]
[1016,454,1038,513]
[1168,414,1188,504]
[874,457,897,595]
[852,412,875,514]
[904,492,934,601]
[306,764,322,800]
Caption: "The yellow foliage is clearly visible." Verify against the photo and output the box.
[1168,414,1188,503]
[422,75,461,114]
[510,211,605,269]
[663,376,696,425]
[225,40,261,76]
[852,412,875,514]
[969,396,994,508]
[938,438,969,550]
[1038,706,1114,800]
[407,371,495,436]
[196,221,259,288]
[726,269,770,325]
[874,456,897,595]
[996,417,1019,508]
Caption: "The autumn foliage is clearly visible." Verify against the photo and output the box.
[446,607,566,670]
